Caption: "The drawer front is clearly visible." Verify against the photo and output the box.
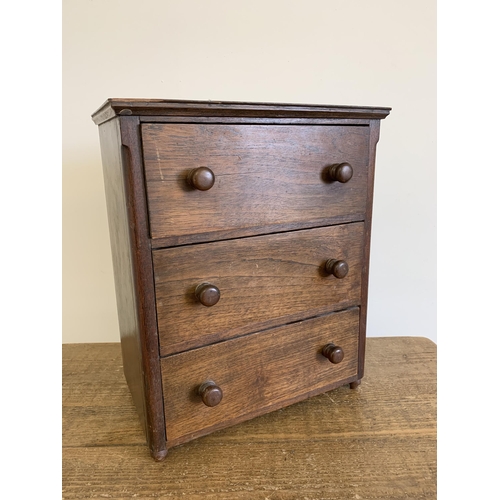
[142,124,370,244]
[162,308,359,444]
[154,223,364,356]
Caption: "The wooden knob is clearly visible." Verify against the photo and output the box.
[187,167,215,191]
[322,344,344,364]
[195,283,220,307]
[198,381,223,407]
[328,162,353,183]
[325,259,349,279]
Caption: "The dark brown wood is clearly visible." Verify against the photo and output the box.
[92,99,392,126]
[150,213,365,249]
[322,343,345,364]
[93,99,390,461]
[142,123,370,243]
[153,223,364,355]
[187,166,215,191]
[329,162,354,183]
[161,308,359,446]
[349,380,361,389]
[97,116,167,461]
[194,282,221,307]
[325,258,349,278]
[198,381,223,407]
[63,337,435,499]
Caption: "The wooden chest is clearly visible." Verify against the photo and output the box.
[92,99,390,460]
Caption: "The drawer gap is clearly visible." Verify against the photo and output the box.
[151,218,365,251]
[159,305,360,359]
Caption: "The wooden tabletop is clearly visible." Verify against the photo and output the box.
[63,337,436,499]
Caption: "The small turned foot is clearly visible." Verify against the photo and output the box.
[349,380,361,390]
[151,448,168,462]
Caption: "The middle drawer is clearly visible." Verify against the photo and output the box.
[153,223,364,356]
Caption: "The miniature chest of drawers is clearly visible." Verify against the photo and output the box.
[92,99,390,460]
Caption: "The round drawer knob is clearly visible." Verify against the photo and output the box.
[322,344,344,364]
[199,381,223,407]
[195,283,220,307]
[187,167,215,191]
[328,162,353,183]
[325,259,349,279]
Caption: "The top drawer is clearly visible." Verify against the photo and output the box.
[142,124,370,245]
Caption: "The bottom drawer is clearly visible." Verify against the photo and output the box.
[161,308,360,446]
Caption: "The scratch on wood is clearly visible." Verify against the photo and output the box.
[155,144,164,180]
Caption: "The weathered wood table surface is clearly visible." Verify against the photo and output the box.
[63,337,436,499]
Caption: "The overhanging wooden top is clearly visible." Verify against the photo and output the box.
[91,98,391,125]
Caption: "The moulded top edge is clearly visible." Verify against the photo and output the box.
[91,98,391,125]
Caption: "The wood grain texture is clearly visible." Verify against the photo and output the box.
[153,223,364,355]
[97,116,167,459]
[142,124,370,244]
[91,98,392,125]
[63,337,436,499]
[162,308,359,444]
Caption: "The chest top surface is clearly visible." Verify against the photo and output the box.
[92,98,391,125]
